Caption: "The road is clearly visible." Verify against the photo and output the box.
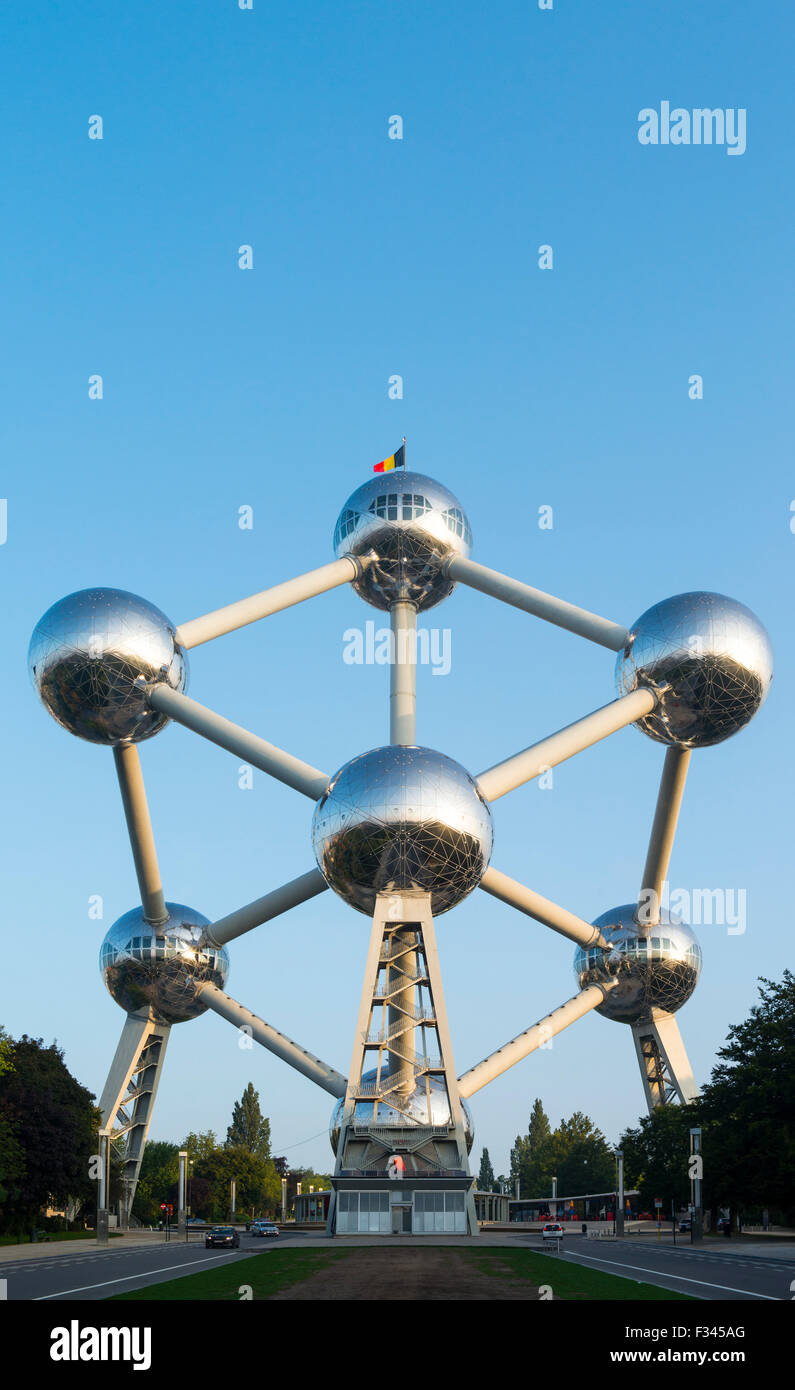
[535,1233,795,1301]
[0,1230,309,1302]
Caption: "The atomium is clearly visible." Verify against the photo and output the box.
[616,591,773,748]
[329,1072,475,1154]
[312,745,493,915]
[34,458,772,1232]
[573,904,702,1024]
[100,903,229,1025]
[333,470,472,611]
[29,588,187,745]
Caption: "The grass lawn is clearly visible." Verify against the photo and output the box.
[112,1248,349,1301]
[463,1248,694,1300]
[111,1246,692,1301]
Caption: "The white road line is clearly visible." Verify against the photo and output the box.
[561,1250,778,1299]
[33,1252,246,1300]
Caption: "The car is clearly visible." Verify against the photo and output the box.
[678,1219,692,1232]
[541,1222,564,1240]
[205,1226,240,1249]
[186,1217,206,1227]
[251,1221,279,1237]
[716,1217,731,1232]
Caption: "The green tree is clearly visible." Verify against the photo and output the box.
[698,972,795,1224]
[478,1147,496,1191]
[510,1097,554,1196]
[180,1130,218,1165]
[226,1084,271,1160]
[203,1145,280,1220]
[551,1112,616,1198]
[619,1103,692,1214]
[132,1141,180,1226]
[0,1035,100,1234]
[0,1029,25,1219]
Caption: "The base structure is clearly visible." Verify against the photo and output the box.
[327,892,477,1237]
[98,1009,170,1227]
[632,1010,698,1111]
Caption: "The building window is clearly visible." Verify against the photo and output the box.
[337,1190,390,1234]
[414,1190,466,1234]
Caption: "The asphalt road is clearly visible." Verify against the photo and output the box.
[0,1231,307,1302]
[536,1234,795,1301]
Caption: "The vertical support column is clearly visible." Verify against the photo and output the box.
[98,1009,171,1227]
[178,1150,187,1236]
[96,1130,110,1245]
[390,601,417,745]
[632,1011,699,1112]
[616,1149,625,1236]
[690,1126,703,1242]
[386,926,417,1098]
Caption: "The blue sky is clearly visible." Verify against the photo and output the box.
[2,1,793,1180]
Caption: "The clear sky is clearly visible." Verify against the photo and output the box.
[2,1,793,1180]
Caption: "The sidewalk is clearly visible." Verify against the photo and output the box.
[0,1231,172,1264]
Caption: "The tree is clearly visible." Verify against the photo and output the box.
[203,1145,280,1220]
[697,972,795,1224]
[226,1084,271,1160]
[132,1141,180,1226]
[0,1029,24,1219]
[619,1104,693,1214]
[510,1097,554,1196]
[550,1112,616,1198]
[180,1131,218,1165]
[478,1148,495,1191]
[0,1034,100,1234]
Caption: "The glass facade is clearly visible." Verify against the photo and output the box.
[337,1190,391,1234]
[413,1191,466,1234]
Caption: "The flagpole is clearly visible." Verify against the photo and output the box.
[402,435,406,470]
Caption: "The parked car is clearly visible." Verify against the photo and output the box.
[205,1226,240,1249]
[678,1219,692,1232]
[186,1217,206,1227]
[716,1217,731,1233]
[541,1222,564,1241]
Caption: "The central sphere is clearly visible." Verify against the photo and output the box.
[574,904,702,1024]
[312,746,493,916]
[333,471,472,611]
[100,903,229,1025]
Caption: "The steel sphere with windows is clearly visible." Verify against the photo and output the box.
[329,1073,475,1154]
[573,904,702,1024]
[615,591,773,748]
[312,745,493,916]
[100,903,229,1024]
[333,470,472,610]
[29,588,187,745]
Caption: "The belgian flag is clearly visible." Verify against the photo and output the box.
[373,442,406,473]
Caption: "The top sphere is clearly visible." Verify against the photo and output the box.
[615,591,772,748]
[333,471,472,611]
[29,588,187,745]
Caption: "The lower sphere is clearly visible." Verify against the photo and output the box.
[574,903,701,1024]
[329,1072,474,1153]
[100,903,229,1024]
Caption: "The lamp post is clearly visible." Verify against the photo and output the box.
[689,1127,703,1243]
[615,1150,624,1237]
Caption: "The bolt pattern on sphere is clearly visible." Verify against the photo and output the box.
[333,470,472,611]
[574,904,702,1024]
[100,904,229,1025]
[29,588,187,745]
[312,745,493,915]
[616,591,773,748]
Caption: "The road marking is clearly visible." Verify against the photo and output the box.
[33,1252,246,1300]
[561,1250,778,1299]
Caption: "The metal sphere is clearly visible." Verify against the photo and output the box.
[333,471,472,611]
[615,591,773,748]
[312,745,493,916]
[573,904,702,1024]
[29,588,187,745]
[329,1073,474,1154]
[100,903,229,1025]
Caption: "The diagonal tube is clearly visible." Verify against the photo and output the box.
[146,685,329,800]
[479,866,607,948]
[638,746,691,923]
[203,869,328,947]
[175,556,361,649]
[476,688,657,802]
[113,743,168,926]
[447,555,629,651]
[196,982,347,1098]
[457,983,616,1099]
